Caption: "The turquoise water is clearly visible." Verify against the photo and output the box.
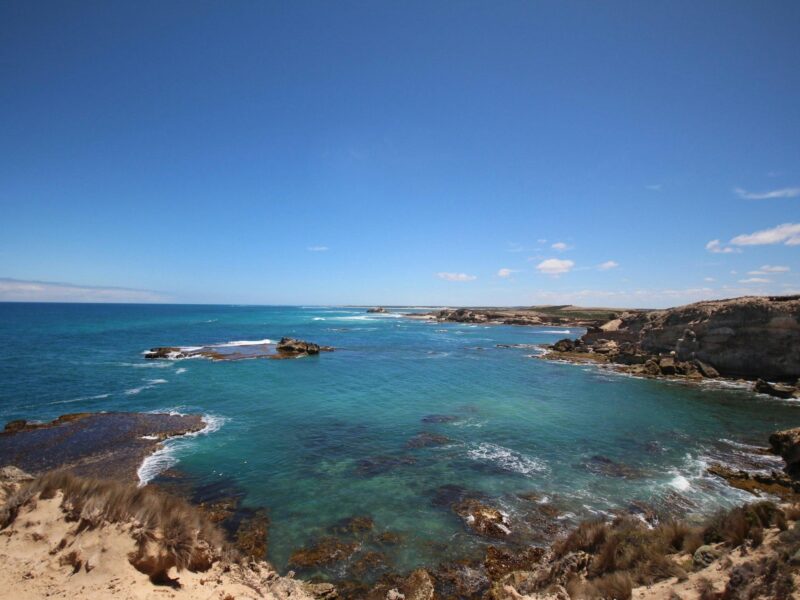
[0,303,797,577]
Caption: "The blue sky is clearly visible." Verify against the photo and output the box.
[1,1,798,307]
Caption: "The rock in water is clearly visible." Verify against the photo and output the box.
[366,307,387,313]
[769,427,800,477]
[276,338,333,356]
[755,379,798,399]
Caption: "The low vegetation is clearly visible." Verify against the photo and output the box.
[0,470,229,583]
[546,500,799,600]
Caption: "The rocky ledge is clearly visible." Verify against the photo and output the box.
[0,412,205,483]
[144,337,334,361]
[408,305,629,328]
[542,295,800,397]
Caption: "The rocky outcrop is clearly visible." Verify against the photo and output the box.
[367,307,387,313]
[600,295,799,382]
[411,306,623,328]
[769,427,800,478]
[276,337,334,356]
[0,412,205,482]
[545,295,800,388]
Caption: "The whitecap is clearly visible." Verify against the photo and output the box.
[538,330,572,335]
[670,475,691,491]
[175,368,187,375]
[312,317,326,321]
[467,442,548,476]
[137,414,227,486]
[49,393,111,405]
[211,338,273,348]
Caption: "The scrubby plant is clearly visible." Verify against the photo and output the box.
[2,471,229,583]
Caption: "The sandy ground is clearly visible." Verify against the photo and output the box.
[0,491,316,600]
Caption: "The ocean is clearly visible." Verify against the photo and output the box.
[0,302,796,578]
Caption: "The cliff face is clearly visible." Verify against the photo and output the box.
[593,295,800,382]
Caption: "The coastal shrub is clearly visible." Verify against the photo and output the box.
[554,519,609,557]
[567,572,633,599]
[4,471,227,582]
[696,576,718,600]
[701,502,779,549]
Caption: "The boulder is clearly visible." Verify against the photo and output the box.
[754,379,798,399]
[769,427,800,477]
[367,307,387,313]
[693,545,723,568]
[276,338,333,356]
[143,347,186,360]
[693,359,720,378]
[642,359,662,377]
[658,356,676,375]
[552,339,575,353]
[453,499,511,538]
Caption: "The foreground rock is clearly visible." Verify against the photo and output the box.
[0,412,205,483]
[543,295,800,390]
[770,427,800,478]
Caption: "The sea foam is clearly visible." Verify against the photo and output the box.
[137,413,227,486]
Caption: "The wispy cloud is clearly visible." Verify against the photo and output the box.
[437,272,477,282]
[536,258,574,276]
[551,242,570,251]
[734,187,800,200]
[597,260,619,271]
[307,245,329,252]
[0,278,165,303]
[496,268,518,278]
[739,277,771,284]
[730,223,800,246]
[705,239,740,254]
[704,277,716,282]
[748,265,790,275]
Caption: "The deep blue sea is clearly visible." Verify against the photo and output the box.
[0,303,797,577]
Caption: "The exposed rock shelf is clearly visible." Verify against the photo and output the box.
[0,412,205,483]
[542,295,800,396]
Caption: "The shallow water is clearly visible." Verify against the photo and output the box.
[0,303,796,577]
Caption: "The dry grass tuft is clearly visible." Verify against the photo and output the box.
[2,471,230,582]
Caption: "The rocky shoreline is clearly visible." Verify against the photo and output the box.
[2,420,800,599]
[0,412,205,482]
[540,295,800,399]
[144,336,335,361]
[403,306,630,329]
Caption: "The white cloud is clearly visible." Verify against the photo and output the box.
[705,239,739,254]
[307,246,329,252]
[496,268,517,278]
[758,264,790,273]
[704,277,716,282]
[739,277,771,284]
[536,258,574,276]
[437,272,477,282]
[734,187,800,200]
[597,260,619,271]
[0,278,165,303]
[730,223,800,246]
[551,242,570,251]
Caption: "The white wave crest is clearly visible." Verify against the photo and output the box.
[137,413,227,486]
[467,442,548,476]
[211,338,273,348]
